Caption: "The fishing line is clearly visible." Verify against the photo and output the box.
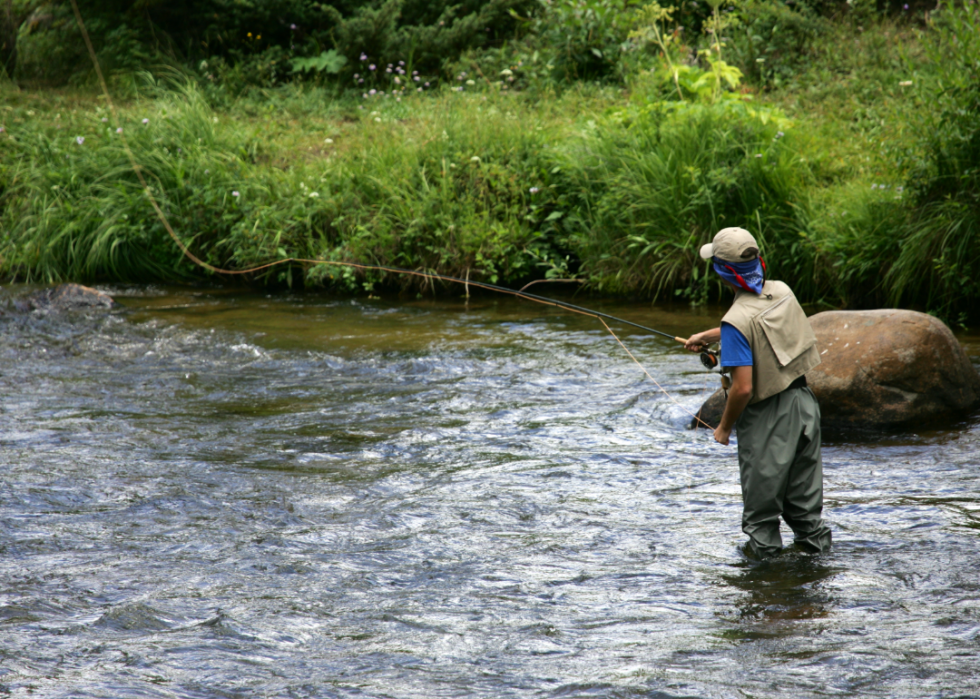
[69,0,714,430]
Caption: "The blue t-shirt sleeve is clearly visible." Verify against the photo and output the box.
[720,322,753,367]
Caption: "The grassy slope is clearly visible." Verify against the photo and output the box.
[0,17,945,309]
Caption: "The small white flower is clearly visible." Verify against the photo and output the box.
[471,156,480,162]
[374,117,382,123]
[142,118,149,125]
[76,136,85,145]
[530,187,540,194]
[232,190,240,197]
[101,117,108,123]
[466,79,475,86]
[116,127,123,133]
[324,138,334,144]
[309,192,319,198]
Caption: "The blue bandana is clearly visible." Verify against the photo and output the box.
[712,257,765,294]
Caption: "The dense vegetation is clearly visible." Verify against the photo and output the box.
[1,0,978,325]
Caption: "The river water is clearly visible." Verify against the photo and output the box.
[1,285,979,699]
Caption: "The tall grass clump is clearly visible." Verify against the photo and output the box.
[552,99,814,301]
[883,1,980,322]
[0,80,258,282]
[304,98,560,291]
[0,79,568,291]
[802,2,980,322]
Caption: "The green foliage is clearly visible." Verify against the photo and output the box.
[727,0,828,89]
[552,99,810,300]
[3,3,980,325]
[528,0,645,82]
[886,1,980,319]
[0,81,568,291]
[8,0,533,88]
[290,49,347,75]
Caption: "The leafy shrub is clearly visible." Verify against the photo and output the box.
[528,0,646,82]
[727,0,828,89]
[9,0,533,89]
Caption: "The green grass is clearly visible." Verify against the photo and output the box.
[1,6,977,324]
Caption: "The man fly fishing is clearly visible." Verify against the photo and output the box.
[683,227,832,559]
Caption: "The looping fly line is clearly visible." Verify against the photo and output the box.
[68,0,714,430]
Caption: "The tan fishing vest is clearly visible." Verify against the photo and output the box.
[721,280,821,404]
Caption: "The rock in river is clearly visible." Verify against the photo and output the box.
[691,309,980,431]
[17,283,116,312]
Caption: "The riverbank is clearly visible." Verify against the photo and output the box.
[1,6,977,322]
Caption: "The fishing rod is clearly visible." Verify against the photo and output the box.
[68,0,716,429]
[367,264,722,368]
[275,259,723,373]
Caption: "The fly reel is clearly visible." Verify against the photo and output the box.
[699,347,720,371]
[698,346,731,392]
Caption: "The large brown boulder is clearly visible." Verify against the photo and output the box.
[691,309,980,431]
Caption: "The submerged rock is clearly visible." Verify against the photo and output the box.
[691,309,980,431]
[17,283,116,312]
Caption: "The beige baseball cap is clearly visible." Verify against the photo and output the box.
[699,227,760,263]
